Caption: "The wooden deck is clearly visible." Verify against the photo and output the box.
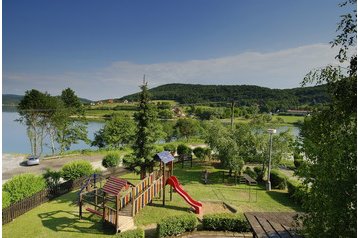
[244,212,303,238]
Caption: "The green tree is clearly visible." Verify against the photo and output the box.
[92,115,135,149]
[175,118,199,140]
[56,88,89,154]
[18,90,57,156]
[126,82,163,178]
[297,1,357,236]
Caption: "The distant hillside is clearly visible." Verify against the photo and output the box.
[120,83,330,111]
[2,94,93,106]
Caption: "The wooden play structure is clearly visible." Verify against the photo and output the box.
[79,151,202,232]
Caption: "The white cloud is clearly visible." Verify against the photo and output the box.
[3,43,345,100]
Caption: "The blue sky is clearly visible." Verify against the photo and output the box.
[3,0,354,100]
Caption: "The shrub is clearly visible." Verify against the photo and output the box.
[253,166,264,182]
[157,214,197,237]
[177,144,192,159]
[61,160,94,181]
[287,179,306,206]
[193,147,206,160]
[204,148,212,160]
[270,170,287,189]
[115,228,144,238]
[2,174,46,204]
[2,191,11,208]
[293,153,304,169]
[163,144,176,154]
[202,213,250,232]
[244,167,257,180]
[102,153,121,168]
[43,168,62,188]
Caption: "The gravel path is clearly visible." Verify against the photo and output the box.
[2,153,106,184]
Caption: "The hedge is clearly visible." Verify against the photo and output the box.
[2,191,11,208]
[287,179,306,206]
[2,173,47,204]
[270,169,287,189]
[115,228,144,238]
[157,214,197,237]
[202,213,250,232]
[61,160,94,181]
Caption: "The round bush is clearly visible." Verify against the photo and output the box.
[193,147,206,160]
[163,144,176,154]
[61,160,94,181]
[177,144,192,158]
[102,153,121,168]
[2,191,11,208]
[2,173,47,204]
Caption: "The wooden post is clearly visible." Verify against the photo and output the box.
[95,189,98,206]
[102,192,106,223]
[79,194,82,219]
[115,196,118,231]
[170,161,173,201]
[132,187,135,216]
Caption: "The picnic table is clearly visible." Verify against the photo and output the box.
[242,173,257,185]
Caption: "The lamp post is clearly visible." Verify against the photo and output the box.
[266,128,276,191]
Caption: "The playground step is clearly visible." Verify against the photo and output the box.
[118,204,133,217]
[117,215,136,232]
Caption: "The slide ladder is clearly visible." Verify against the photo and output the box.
[166,176,202,214]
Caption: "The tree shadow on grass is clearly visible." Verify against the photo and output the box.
[265,190,303,212]
[38,210,116,235]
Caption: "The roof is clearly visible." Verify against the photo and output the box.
[156,151,175,164]
[244,212,303,238]
[103,176,128,196]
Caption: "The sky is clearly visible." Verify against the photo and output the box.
[3,0,355,100]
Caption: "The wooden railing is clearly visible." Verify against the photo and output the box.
[132,175,163,216]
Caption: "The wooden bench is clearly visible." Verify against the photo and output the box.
[243,174,257,185]
[86,207,102,216]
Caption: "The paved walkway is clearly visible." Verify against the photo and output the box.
[2,153,107,183]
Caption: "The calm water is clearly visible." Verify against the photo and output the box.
[2,112,104,155]
[2,111,300,155]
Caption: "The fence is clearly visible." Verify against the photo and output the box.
[2,177,87,225]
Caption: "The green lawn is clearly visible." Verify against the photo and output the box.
[2,161,301,238]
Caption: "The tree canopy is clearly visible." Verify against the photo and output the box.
[297,1,357,236]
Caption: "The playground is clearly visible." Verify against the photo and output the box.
[2,154,301,238]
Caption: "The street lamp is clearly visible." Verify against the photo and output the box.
[266,128,276,191]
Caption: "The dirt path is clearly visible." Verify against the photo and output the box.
[2,153,106,183]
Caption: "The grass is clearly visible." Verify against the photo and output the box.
[2,161,301,238]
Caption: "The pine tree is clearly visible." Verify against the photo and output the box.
[126,81,163,179]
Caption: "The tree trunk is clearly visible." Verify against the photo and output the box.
[140,169,146,180]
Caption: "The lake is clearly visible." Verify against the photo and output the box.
[2,111,300,155]
[2,112,104,155]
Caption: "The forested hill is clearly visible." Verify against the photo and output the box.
[2,94,93,106]
[120,83,329,110]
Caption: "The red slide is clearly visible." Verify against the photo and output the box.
[166,176,202,214]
